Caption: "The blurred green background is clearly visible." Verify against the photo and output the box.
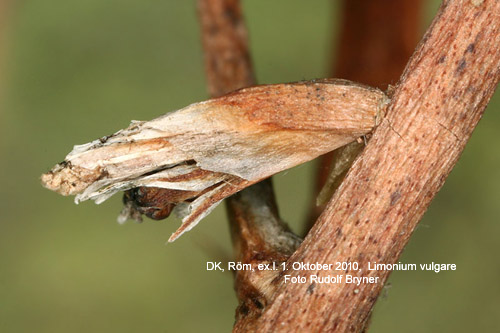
[1,1,499,332]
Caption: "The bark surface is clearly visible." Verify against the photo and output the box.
[198,0,302,318]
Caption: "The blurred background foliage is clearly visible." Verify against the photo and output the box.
[0,0,498,332]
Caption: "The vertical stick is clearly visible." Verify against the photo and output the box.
[197,0,300,320]
[198,0,255,96]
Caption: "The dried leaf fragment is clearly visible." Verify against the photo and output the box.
[41,79,388,241]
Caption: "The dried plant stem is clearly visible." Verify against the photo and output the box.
[198,0,255,97]
[234,0,500,331]
[197,0,301,316]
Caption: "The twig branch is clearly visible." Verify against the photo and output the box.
[198,0,255,96]
[234,0,500,331]
[197,0,301,317]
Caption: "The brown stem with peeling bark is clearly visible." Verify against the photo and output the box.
[198,0,255,97]
[234,0,500,331]
[197,0,301,319]
[308,0,423,231]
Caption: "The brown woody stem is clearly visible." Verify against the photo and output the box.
[198,0,255,97]
[197,0,301,319]
[234,0,500,331]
